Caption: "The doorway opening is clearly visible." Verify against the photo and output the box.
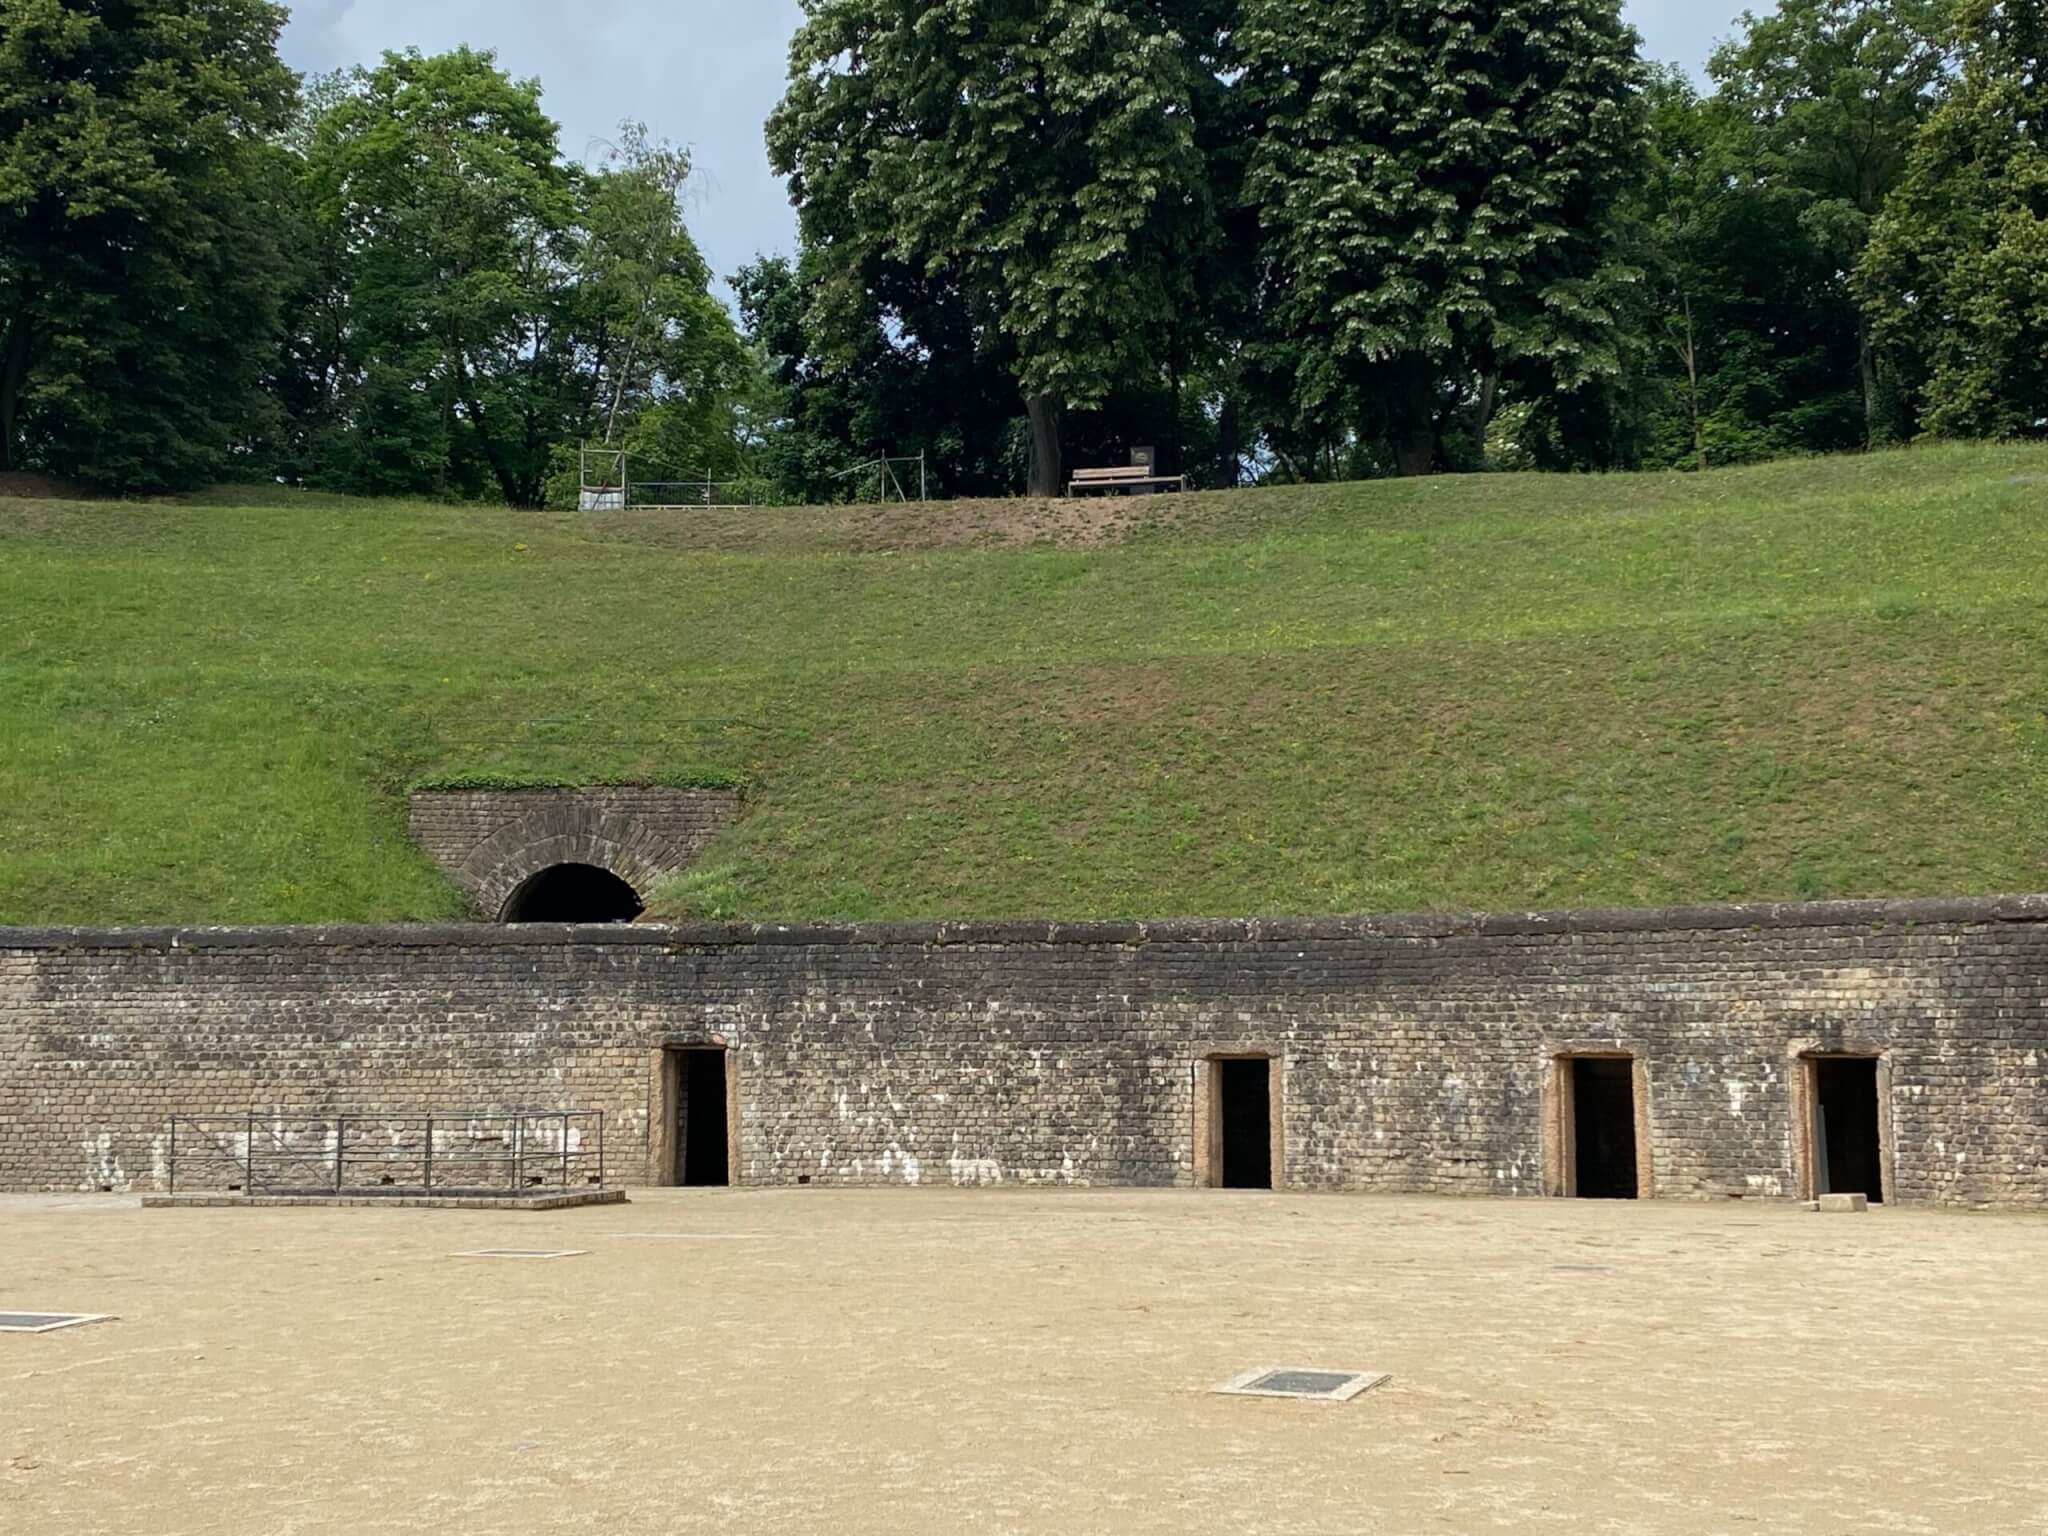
[501,863,644,924]
[1565,1056,1641,1199]
[1216,1057,1273,1190]
[675,1048,731,1187]
[1811,1056,1884,1203]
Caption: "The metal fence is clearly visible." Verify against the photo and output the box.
[166,1112,607,1198]
[628,480,761,509]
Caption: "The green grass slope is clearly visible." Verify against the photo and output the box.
[3,444,2045,925]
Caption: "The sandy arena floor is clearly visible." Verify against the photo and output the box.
[3,1188,2046,1534]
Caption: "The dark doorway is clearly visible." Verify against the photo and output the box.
[1814,1057,1884,1203]
[502,863,644,924]
[678,1049,730,1187]
[1571,1058,1639,1199]
[1218,1057,1273,1190]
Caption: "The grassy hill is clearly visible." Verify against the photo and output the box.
[3,444,2046,926]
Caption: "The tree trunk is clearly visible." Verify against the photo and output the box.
[453,355,526,507]
[1217,393,1241,488]
[1857,313,1879,450]
[1168,335,1185,483]
[603,334,639,447]
[1683,293,1705,474]
[1025,394,1063,498]
[1392,357,1438,477]
[1475,370,1501,438]
[0,304,31,472]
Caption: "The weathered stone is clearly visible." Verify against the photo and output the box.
[2,894,2046,1204]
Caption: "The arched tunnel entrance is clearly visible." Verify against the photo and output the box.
[501,863,646,924]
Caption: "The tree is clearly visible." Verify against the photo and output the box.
[289,65,761,508]
[0,0,297,489]
[1860,0,2048,439]
[734,251,1042,502]
[1626,62,1872,469]
[768,0,1217,495]
[537,123,764,506]
[1239,0,1648,477]
[1711,0,1950,447]
[575,125,706,448]
[301,48,577,505]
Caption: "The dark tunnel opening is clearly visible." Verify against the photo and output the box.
[501,863,645,924]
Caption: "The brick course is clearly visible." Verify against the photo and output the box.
[2,896,2044,1202]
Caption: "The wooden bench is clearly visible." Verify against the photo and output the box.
[1068,465,1189,497]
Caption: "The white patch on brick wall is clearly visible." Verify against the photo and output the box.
[1725,1079,1748,1117]
[950,1151,1002,1186]
[80,1132,126,1192]
[1745,1173,1784,1195]
[892,1147,922,1185]
[150,1133,168,1191]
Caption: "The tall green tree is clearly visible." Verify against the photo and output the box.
[1239,0,1647,477]
[1628,63,1878,467]
[539,123,764,506]
[1711,0,1949,447]
[768,0,1218,495]
[575,125,708,448]
[1861,0,2048,439]
[301,48,577,505]
[733,252,1024,501]
[0,0,297,489]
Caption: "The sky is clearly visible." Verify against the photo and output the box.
[279,1,1753,289]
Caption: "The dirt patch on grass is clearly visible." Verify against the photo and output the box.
[1001,662,1193,730]
[588,491,1229,555]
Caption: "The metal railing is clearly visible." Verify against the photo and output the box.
[166,1112,607,1198]
[629,479,761,509]
[836,452,928,503]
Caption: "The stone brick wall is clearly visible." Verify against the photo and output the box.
[2,896,2045,1203]
[406,786,741,916]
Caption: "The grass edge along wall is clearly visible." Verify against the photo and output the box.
[2,895,2044,1204]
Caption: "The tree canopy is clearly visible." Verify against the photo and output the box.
[768,0,1219,494]
[1861,0,2048,439]
[1238,0,1648,476]
[0,0,296,489]
[3,3,2045,499]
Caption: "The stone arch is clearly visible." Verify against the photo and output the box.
[464,808,680,922]
[408,786,740,921]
